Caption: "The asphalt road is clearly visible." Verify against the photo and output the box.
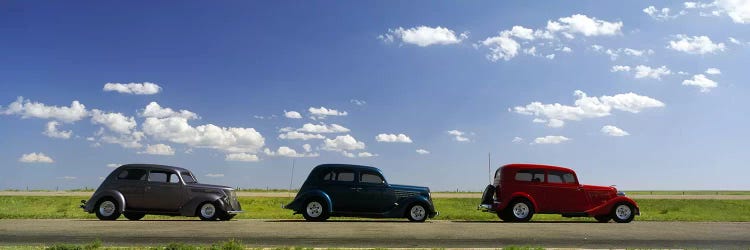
[1,219,748,248]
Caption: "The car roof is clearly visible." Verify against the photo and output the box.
[115,164,190,172]
[312,164,381,173]
[501,163,575,173]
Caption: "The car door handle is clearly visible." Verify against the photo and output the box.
[350,187,363,191]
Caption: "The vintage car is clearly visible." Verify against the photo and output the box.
[81,164,242,221]
[285,164,438,222]
[478,163,640,223]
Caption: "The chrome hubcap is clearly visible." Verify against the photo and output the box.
[99,201,115,217]
[615,204,632,220]
[200,203,216,218]
[410,205,426,220]
[306,201,323,218]
[512,203,529,218]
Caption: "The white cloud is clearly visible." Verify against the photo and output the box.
[19,152,54,163]
[278,131,325,140]
[358,152,376,158]
[548,14,623,37]
[532,136,570,145]
[350,99,366,106]
[43,121,72,139]
[716,0,750,23]
[375,133,413,143]
[705,68,722,75]
[416,149,430,155]
[91,110,137,134]
[322,134,366,152]
[513,90,665,127]
[206,173,224,178]
[643,6,686,20]
[308,106,347,119]
[100,132,144,149]
[140,144,175,156]
[2,97,88,123]
[481,34,521,61]
[729,37,742,44]
[634,65,672,80]
[303,144,312,152]
[58,176,77,180]
[106,163,119,168]
[284,110,302,119]
[141,102,198,119]
[447,130,470,142]
[142,104,265,154]
[297,123,350,133]
[547,119,565,128]
[225,153,259,162]
[512,137,524,143]
[611,65,631,72]
[277,146,306,158]
[668,35,726,54]
[379,26,468,47]
[682,74,718,92]
[601,125,630,136]
[685,2,699,8]
[103,82,162,95]
[545,54,556,60]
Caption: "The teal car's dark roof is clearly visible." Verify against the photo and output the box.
[116,164,191,173]
[312,164,381,172]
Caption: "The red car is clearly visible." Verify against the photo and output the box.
[478,163,639,223]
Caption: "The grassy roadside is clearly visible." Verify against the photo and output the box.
[1,196,749,221]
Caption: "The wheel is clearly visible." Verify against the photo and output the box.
[123,212,145,221]
[95,198,121,220]
[504,199,534,222]
[219,213,236,221]
[197,202,221,221]
[406,203,428,222]
[594,215,611,223]
[480,185,496,205]
[302,199,329,222]
[611,203,635,223]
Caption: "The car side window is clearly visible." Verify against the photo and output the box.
[117,169,147,181]
[168,173,180,183]
[547,172,564,183]
[322,171,335,181]
[337,171,354,182]
[562,173,576,184]
[360,172,385,184]
[515,170,544,182]
[148,170,171,183]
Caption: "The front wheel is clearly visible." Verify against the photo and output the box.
[503,199,534,222]
[302,199,329,222]
[124,212,145,221]
[197,202,222,221]
[406,203,428,222]
[95,198,121,220]
[611,203,635,223]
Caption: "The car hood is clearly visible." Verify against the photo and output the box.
[582,184,616,192]
[390,184,429,193]
[186,183,233,190]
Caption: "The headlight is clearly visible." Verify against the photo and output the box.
[617,191,626,196]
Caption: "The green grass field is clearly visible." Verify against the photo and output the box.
[1,196,749,221]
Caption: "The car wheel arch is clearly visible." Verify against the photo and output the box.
[295,190,333,214]
[502,193,539,212]
[90,191,126,213]
[180,194,225,216]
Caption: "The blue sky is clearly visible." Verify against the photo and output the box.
[2,1,749,191]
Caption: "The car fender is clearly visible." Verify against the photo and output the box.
[284,190,333,213]
[499,192,539,212]
[86,190,126,213]
[585,196,640,216]
[179,193,225,216]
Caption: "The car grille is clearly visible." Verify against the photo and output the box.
[395,190,420,199]
[228,190,241,211]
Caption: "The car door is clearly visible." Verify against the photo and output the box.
[511,169,547,211]
[354,170,396,213]
[115,168,147,209]
[542,171,588,213]
[319,169,358,212]
[143,169,184,211]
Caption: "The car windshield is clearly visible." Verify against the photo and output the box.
[181,171,197,183]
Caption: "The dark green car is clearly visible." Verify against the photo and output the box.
[285,164,438,222]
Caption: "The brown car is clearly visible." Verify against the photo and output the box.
[81,164,242,221]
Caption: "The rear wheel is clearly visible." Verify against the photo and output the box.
[95,198,121,220]
[302,199,329,222]
[124,212,145,221]
[480,185,496,205]
[504,199,534,222]
[594,215,611,223]
[611,203,635,223]
[406,203,428,222]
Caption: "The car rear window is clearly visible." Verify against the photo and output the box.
[321,170,355,182]
[117,169,147,181]
[515,170,544,182]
